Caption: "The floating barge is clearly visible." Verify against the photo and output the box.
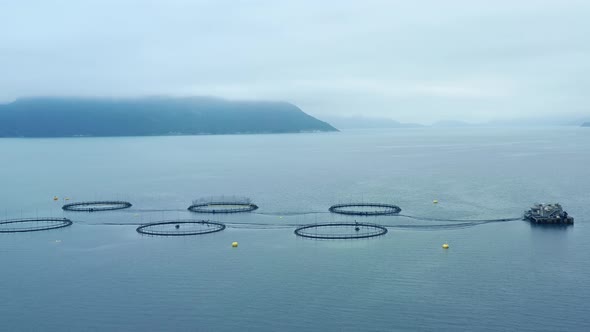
[524,203,573,225]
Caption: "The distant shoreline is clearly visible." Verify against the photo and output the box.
[0,96,338,137]
[0,130,340,139]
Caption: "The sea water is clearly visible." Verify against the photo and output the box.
[1,127,589,331]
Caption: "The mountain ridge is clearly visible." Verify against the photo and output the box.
[0,96,338,137]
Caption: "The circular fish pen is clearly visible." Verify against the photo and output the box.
[188,203,258,213]
[188,196,258,214]
[0,218,73,233]
[136,220,226,236]
[294,222,388,239]
[329,203,401,216]
[62,201,132,212]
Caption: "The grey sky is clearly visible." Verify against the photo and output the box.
[1,0,589,123]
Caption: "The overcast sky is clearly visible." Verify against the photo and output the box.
[1,0,589,123]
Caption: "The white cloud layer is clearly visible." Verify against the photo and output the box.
[1,0,589,123]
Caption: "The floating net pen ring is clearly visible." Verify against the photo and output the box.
[187,202,258,214]
[329,203,401,216]
[294,222,388,239]
[136,220,226,236]
[62,201,132,212]
[0,218,73,233]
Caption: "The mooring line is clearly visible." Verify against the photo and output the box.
[253,211,330,216]
[398,214,522,223]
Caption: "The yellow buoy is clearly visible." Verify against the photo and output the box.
[433,200,439,204]
[53,196,59,201]
[442,243,449,249]
[232,242,238,248]
[65,198,70,201]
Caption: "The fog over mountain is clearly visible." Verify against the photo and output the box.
[0,97,337,137]
[323,116,423,129]
[1,1,589,124]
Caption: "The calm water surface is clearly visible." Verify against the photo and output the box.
[1,127,589,331]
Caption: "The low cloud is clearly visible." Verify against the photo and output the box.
[1,0,589,123]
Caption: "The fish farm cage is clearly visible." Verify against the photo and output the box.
[0,217,73,233]
[62,201,133,212]
[136,220,226,236]
[329,203,402,216]
[188,196,258,214]
[294,222,388,239]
